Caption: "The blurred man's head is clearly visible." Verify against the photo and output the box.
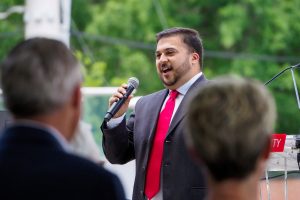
[185,75,276,182]
[0,38,82,140]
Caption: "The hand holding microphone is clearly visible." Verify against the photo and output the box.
[104,77,139,122]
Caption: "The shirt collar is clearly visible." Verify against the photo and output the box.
[11,119,71,152]
[176,72,202,95]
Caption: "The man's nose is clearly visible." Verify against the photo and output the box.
[158,54,168,63]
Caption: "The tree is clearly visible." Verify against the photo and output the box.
[0,0,24,60]
[70,0,300,133]
[1,0,300,133]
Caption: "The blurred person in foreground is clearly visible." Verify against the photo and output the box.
[185,75,276,200]
[101,27,208,200]
[0,38,125,200]
[70,120,105,165]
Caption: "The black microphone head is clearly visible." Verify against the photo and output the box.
[128,77,139,89]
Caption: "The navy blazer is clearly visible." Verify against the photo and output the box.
[101,75,208,200]
[0,125,126,200]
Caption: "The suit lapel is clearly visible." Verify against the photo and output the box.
[146,89,169,142]
[167,75,208,136]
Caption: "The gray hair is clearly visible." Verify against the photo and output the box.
[185,75,276,181]
[0,38,82,117]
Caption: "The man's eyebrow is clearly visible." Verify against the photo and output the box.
[165,47,177,51]
[156,47,177,53]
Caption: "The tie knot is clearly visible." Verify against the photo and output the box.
[169,90,179,100]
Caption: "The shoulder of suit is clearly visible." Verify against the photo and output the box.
[136,89,167,103]
[64,153,113,175]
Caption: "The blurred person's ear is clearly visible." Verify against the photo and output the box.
[68,84,82,140]
[191,52,199,63]
[255,135,272,178]
[263,135,272,160]
[72,84,82,110]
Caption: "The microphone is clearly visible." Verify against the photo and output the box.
[104,77,139,122]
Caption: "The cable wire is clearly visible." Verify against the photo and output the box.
[264,63,300,85]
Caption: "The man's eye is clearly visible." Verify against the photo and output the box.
[166,51,175,55]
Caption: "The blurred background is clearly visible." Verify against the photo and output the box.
[1,0,300,142]
[0,0,300,138]
[1,0,300,198]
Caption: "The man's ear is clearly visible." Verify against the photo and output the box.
[191,52,200,64]
[71,84,82,110]
[263,136,272,160]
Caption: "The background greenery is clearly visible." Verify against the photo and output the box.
[1,0,300,143]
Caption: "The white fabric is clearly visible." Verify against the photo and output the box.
[69,121,103,164]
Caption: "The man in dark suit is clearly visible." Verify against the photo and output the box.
[101,27,207,200]
[0,38,125,200]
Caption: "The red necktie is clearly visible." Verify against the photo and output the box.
[145,90,179,199]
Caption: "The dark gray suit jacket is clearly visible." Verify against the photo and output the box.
[101,75,208,200]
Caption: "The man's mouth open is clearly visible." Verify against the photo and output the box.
[161,65,172,74]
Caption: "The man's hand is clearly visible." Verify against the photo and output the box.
[108,83,133,118]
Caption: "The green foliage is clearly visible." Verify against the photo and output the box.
[71,0,300,134]
[75,50,107,86]
[0,0,23,60]
[71,0,92,31]
[1,0,300,135]
[219,4,248,49]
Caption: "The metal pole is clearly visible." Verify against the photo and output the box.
[290,68,300,109]
[24,0,71,47]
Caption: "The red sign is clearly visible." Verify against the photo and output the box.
[271,133,286,152]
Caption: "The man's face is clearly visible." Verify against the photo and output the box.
[155,35,199,90]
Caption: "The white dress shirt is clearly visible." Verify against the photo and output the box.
[11,119,71,152]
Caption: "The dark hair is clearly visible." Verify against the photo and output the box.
[156,27,204,69]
